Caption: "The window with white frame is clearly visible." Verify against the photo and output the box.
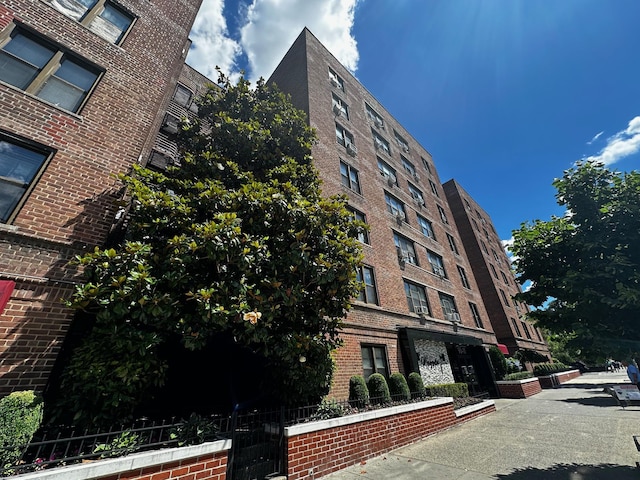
[348,207,369,244]
[372,130,390,155]
[446,233,459,254]
[356,265,378,304]
[0,27,102,112]
[404,280,430,315]
[408,182,425,207]
[427,250,446,277]
[328,66,344,91]
[365,102,384,128]
[421,156,432,175]
[385,193,406,221]
[378,158,397,186]
[480,240,489,254]
[463,198,471,210]
[335,123,355,154]
[457,265,470,289]
[437,204,449,224]
[429,179,440,198]
[361,345,388,379]
[394,232,417,265]
[331,93,349,119]
[340,160,360,194]
[0,133,53,223]
[394,130,409,152]
[439,293,459,323]
[472,218,480,230]
[416,214,436,240]
[401,156,416,176]
[469,302,484,328]
[42,0,134,44]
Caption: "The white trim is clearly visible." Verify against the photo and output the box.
[454,400,495,418]
[285,397,453,437]
[14,440,231,480]
[496,377,539,385]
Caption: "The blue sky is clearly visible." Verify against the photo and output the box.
[186,0,640,244]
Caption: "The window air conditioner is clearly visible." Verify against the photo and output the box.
[332,104,342,116]
[413,197,424,208]
[403,145,409,153]
[387,176,396,187]
[395,212,405,225]
[330,77,338,87]
[374,118,383,128]
[346,143,357,156]
[414,306,429,315]
[413,173,420,182]
[445,312,461,323]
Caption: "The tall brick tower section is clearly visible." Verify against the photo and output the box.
[0,0,202,396]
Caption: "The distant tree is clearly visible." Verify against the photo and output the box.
[511,161,640,360]
[57,74,365,426]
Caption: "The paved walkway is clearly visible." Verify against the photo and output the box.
[322,372,640,479]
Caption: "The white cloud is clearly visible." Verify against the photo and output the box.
[583,116,640,166]
[586,130,603,145]
[240,0,360,82]
[186,0,242,81]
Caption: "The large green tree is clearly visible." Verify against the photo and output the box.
[57,75,364,426]
[511,161,640,360]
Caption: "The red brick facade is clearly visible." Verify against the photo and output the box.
[0,0,202,396]
[538,369,581,388]
[496,378,542,398]
[97,452,228,480]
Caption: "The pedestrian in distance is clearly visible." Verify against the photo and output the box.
[624,360,639,385]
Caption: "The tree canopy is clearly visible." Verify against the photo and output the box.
[511,161,640,361]
[57,75,365,426]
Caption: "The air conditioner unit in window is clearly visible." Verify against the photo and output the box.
[387,176,396,187]
[395,212,405,225]
[403,145,410,153]
[346,143,357,157]
[330,77,338,87]
[413,173,420,182]
[161,114,180,135]
[374,118,384,128]
[332,104,342,116]
[414,306,429,316]
[413,197,424,208]
[445,312,461,323]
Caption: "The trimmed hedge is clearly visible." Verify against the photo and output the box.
[0,391,43,468]
[533,362,570,376]
[488,346,508,380]
[425,382,469,398]
[348,375,369,408]
[388,373,410,401]
[367,373,391,405]
[503,371,534,381]
[407,372,426,399]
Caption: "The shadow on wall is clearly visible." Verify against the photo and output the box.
[496,463,639,480]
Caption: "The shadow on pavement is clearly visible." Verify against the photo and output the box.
[559,396,620,407]
[495,463,638,479]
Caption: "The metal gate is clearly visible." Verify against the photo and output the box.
[227,406,285,480]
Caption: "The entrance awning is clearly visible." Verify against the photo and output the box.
[399,327,483,346]
[497,344,509,355]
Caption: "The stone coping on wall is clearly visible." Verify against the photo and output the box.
[537,369,581,380]
[13,439,231,480]
[495,377,540,385]
[454,399,495,418]
[284,397,453,437]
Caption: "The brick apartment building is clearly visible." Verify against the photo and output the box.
[268,29,520,399]
[443,179,550,359]
[0,0,202,396]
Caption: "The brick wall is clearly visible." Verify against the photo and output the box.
[496,378,542,398]
[538,369,581,389]
[97,453,228,480]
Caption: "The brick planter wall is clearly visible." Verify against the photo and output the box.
[496,377,542,398]
[285,398,494,480]
[538,369,581,389]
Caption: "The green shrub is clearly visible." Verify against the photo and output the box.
[0,391,43,468]
[311,398,347,421]
[348,375,369,408]
[424,382,469,398]
[366,373,391,405]
[169,413,219,447]
[505,358,521,374]
[93,431,142,458]
[407,372,426,399]
[503,371,534,381]
[488,346,508,380]
[533,362,570,376]
[388,373,410,401]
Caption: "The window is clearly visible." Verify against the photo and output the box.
[331,93,349,120]
[480,240,489,254]
[385,193,406,221]
[42,0,134,44]
[0,28,102,112]
[429,179,440,198]
[511,318,522,337]
[484,228,490,241]
[378,158,397,186]
[426,250,446,277]
[439,293,459,323]
[328,67,344,91]
[335,123,356,155]
[394,233,417,265]
[492,249,500,264]
[500,270,509,284]
[404,280,430,315]
[408,183,425,208]
[394,130,409,152]
[500,289,510,307]
[0,133,52,223]
[348,207,369,244]
[421,157,432,175]
[522,322,532,340]
[446,233,459,254]
[535,327,543,342]
[457,266,470,289]
[356,266,378,304]
[417,215,436,240]
[373,131,390,155]
[463,198,471,210]
[339,160,360,194]
[365,103,384,128]
[469,302,484,328]
[437,205,449,224]
[489,264,499,279]
[361,345,388,379]
[173,84,193,107]
[472,218,480,231]
[401,156,417,177]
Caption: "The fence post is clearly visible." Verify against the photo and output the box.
[227,409,239,480]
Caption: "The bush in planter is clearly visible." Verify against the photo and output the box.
[424,382,469,398]
[388,373,410,401]
[367,373,391,405]
[407,372,426,399]
[0,391,43,469]
[348,375,370,408]
[311,397,348,420]
[503,371,534,381]
[533,362,570,376]
[488,346,508,380]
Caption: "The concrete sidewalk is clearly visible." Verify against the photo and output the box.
[321,372,640,479]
